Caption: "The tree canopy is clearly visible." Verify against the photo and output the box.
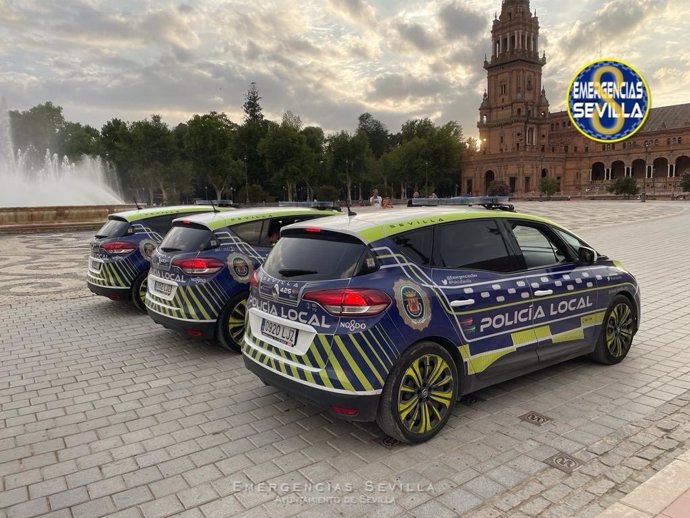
[8,84,470,204]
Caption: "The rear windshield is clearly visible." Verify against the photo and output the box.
[263,235,371,281]
[95,217,130,238]
[159,224,215,253]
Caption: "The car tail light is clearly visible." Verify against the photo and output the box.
[172,257,224,275]
[249,270,258,288]
[101,241,136,255]
[305,227,321,233]
[303,288,390,316]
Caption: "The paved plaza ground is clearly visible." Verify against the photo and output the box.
[1,200,689,518]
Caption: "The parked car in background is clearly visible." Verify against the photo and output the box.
[87,205,229,311]
[242,204,640,443]
[145,206,341,351]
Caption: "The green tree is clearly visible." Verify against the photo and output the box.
[681,172,690,193]
[57,122,101,160]
[243,82,264,123]
[129,115,180,204]
[101,118,135,196]
[9,102,65,161]
[325,131,371,203]
[301,126,325,200]
[184,112,240,201]
[238,83,270,195]
[608,176,640,198]
[487,180,510,196]
[539,177,559,197]
[357,113,390,159]
[258,119,311,201]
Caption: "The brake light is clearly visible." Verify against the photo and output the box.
[249,270,258,288]
[305,227,321,233]
[172,257,224,275]
[303,288,390,316]
[101,241,136,255]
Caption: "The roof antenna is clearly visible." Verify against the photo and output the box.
[209,198,219,214]
[344,198,356,217]
[133,193,142,210]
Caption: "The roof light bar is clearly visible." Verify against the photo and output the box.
[409,196,515,212]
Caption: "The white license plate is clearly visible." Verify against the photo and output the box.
[262,319,298,347]
[154,281,173,296]
[89,258,102,272]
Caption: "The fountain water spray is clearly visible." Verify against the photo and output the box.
[0,99,124,207]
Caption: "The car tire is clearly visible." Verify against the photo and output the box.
[591,295,636,365]
[376,341,459,444]
[131,271,149,313]
[217,293,248,353]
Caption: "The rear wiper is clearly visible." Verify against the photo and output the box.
[279,268,317,277]
[160,247,182,252]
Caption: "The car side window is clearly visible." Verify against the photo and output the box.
[392,228,433,267]
[553,228,589,251]
[432,220,517,272]
[231,220,264,246]
[510,223,568,269]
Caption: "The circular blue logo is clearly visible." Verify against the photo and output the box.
[567,59,651,143]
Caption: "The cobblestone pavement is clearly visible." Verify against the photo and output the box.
[1,200,690,518]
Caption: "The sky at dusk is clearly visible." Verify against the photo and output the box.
[0,0,686,140]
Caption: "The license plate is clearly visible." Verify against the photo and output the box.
[89,258,101,272]
[262,319,298,347]
[154,281,173,296]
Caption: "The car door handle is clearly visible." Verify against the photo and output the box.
[534,290,553,297]
[451,299,475,308]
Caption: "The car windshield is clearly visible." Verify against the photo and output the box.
[95,217,130,238]
[263,235,368,281]
[160,224,215,252]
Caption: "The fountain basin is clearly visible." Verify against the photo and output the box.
[0,204,139,233]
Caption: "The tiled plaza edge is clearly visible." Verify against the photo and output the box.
[1,200,690,517]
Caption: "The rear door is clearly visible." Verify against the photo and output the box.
[430,219,538,383]
[245,230,385,390]
[503,219,599,364]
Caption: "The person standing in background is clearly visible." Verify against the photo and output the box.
[370,189,382,209]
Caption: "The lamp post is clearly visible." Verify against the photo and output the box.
[204,185,208,201]
[642,140,650,202]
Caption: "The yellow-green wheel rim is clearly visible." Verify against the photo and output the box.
[397,353,453,434]
[227,299,247,343]
[606,302,634,357]
[138,277,148,304]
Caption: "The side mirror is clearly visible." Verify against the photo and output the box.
[578,246,598,266]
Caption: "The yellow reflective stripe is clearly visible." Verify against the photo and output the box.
[333,336,373,391]
[185,289,211,320]
[326,348,355,391]
[552,327,584,344]
[177,288,200,320]
[345,335,385,386]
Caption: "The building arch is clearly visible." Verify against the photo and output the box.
[484,170,496,192]
[676,156,690,176]
[653,157,668,178]
[632,159,645,179]
[591,162,605,181]
[611,160,625,179]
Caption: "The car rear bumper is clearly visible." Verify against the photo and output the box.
[242,348,380,422]
[87,281,130,299]
[146,306,216,340]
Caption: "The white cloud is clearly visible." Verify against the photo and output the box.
[0,0,688,140]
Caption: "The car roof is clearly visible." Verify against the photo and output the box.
[110,205,231,223]
[285,207,573,244]
[171,207,341,231]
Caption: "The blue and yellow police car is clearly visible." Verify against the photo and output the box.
[145,205,340,351]
[87,205,227,311]
[242,202,641,443]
